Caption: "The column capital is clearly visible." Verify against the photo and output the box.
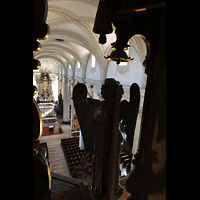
[73,77,84,84]
[67,76,74,84]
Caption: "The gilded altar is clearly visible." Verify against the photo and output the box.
[37,71,54,102]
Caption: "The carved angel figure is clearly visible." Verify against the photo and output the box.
[72,78,140,198]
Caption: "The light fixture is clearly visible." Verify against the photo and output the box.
[105,43,133,65]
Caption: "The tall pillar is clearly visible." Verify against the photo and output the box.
[56,75,59,101]
[58,75,62,94]
[62,76,71,122]
[66,79,71,121]
[70,78,75,123]
[49,79,52,98]
[62,76,67,121]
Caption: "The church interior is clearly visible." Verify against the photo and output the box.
[33,0,166,199]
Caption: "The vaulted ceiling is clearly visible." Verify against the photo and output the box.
[35,0,117,76]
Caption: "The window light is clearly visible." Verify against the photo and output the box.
[91,55,96,68]
[77,62,80,69]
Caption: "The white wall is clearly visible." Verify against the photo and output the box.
[74,61,83,78]
[85,54,101,81]
[106,45,146,87]
[68,65,73,77]
[51,74,58,101]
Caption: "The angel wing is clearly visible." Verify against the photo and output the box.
[72,83,105,156]
[120,83,140,148]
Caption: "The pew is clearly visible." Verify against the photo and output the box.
[61,137,133,181]
[61,137,92,177]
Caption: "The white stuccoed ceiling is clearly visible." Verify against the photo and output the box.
[35,0,117,76]
[34,0,147,85]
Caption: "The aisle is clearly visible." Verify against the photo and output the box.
[39,124,72,177]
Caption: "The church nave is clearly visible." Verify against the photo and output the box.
[39,121,71,177]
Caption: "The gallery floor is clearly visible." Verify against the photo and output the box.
[39,119,130,200]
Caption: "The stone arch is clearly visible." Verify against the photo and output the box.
[35,53,66,75]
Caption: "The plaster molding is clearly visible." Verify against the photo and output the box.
[73,77,84,84]
[130,35,147,65]
[90,66,96,74]
[67,75,72,80]
[84,78,103,86]
[116,64,130,75]
[38,43,82,69]
[47,29,103,70]
[35,53,66,74]
[48,5,101,52]
[77,67,81,73]
[47,5,106,77]
[48,0,99,10]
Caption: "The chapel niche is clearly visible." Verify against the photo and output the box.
[36,71,53,102]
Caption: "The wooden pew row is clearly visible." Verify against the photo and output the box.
[61,137,133,178]
[61,137,92,176]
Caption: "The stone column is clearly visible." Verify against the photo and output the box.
[71,98,75,120]
[58,75,62,94]
[66,79,71,121]
[62,76,67,121]
[56,75,59,101]
[70,78,75,131]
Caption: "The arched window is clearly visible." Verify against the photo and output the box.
[77,61,80,69]
[91,54,96,68]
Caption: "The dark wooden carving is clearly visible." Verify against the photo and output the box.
[93,2,166,198]
[72,78,140,199]
[33,1,51,199]
[120,83,140,149]
[33,98,51,200]
[33,0,50,69]
[51,172,94,200]
[93,0,113,44]
[93,0,165,70]
[124,6,166,200]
